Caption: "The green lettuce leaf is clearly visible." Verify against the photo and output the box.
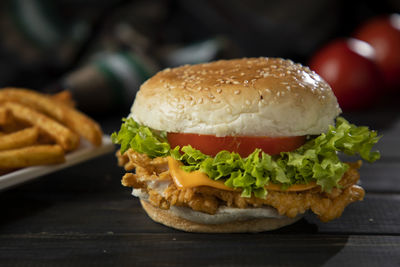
[112,117,381,197]
[111,118,170,158]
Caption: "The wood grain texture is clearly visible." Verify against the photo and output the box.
[1,186,399,235]
[0,152,399,237]
[0,234,399,267]
[359,162,400,193]
[0,111,399,266]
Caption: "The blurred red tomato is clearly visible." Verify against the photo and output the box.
[354,14,400,90]
[309,38,382,110]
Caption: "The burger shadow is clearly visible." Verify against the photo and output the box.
[243,218,350,267]
[156,217,349,267]
[271,216,319,234]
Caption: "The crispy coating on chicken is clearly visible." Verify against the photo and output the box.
[117,149,365,222]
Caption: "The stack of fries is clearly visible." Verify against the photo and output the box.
[0,88,103,175]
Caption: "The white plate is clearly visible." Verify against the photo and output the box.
[0,135,115,191]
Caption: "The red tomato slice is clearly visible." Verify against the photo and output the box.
[167,133,306,157]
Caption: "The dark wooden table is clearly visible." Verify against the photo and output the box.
[1,103,400,267]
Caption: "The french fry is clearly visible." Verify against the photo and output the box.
[1,104,30,133]
[0,127,39,151]
[4,102,79,151]
[61,105,103,146]
[0,88,106,176]
[37,133,56,145]
[0,88,103,146]
[51,91,76,107]
[0,117,27,133]
[0,88,63,119]
[0,106,12,125]
[0,145,65,168]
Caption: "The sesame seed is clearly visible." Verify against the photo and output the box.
[216,88,222,93]
[234,90,241,95]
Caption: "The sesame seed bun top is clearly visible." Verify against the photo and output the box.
[130,57,341,137]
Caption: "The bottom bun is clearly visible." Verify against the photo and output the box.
[140,199,302,233]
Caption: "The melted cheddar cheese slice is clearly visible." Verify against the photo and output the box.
[168,156,234,191]
[167,157,318,192]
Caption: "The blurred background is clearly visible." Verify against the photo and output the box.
[0,0,399,115]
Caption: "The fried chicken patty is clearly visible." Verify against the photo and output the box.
[117,149,365,222]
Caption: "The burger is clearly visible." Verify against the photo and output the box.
[112,57,380,233]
